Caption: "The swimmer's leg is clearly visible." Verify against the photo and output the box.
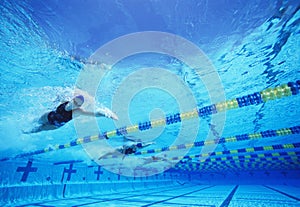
[38,112,50,124]
[98,148,123,160]
[98,151,116,160]
[23,124,57,134]
[123,136,139,142]
[23,112,57,134]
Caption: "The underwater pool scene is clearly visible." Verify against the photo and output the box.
[0,0,300,206]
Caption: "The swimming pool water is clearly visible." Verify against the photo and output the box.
[0,0,299,206]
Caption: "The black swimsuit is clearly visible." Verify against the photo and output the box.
[47,102,73,127]
[118,145,138,155]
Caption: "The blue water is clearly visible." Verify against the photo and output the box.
[0,0,300,206]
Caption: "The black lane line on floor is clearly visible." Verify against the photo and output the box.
[17,204,55,207]
[219,185,239,207]
[141,185,216,207]
[264,185,300,202]
[119,198,216,207]
[233,197,298,202]
[16,203,55,207]
[72,184,197,207]
[15,183,180,207]
[119,194,222,205]
[15,195,104,207]
[163,202,216,207]
[72,184,200,207]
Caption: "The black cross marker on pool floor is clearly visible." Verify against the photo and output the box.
[63,163,77,181]
[16,161,38,182]
[60,163,77,198]
[94,166,103,180]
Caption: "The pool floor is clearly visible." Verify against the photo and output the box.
[15,184,300,207]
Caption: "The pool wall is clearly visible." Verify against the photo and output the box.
[1,160,299,204]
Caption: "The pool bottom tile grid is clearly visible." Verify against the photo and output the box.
[15,184,300,207]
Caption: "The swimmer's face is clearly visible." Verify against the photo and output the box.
[73,97,84,107]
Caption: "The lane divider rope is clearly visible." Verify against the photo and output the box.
[101,147,300,172]
[175,157,300,172]
[133,126,300,156]
[174,146,300,164]
[95,125,300,160]
[174,152,300,172]
[1,81,299,161]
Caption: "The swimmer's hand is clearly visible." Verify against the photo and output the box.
[96,107,119,120]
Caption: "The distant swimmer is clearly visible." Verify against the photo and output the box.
[26,95,118,133]
[98,139,155,160]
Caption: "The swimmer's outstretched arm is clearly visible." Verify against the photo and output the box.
[96,107,118,120]
[141,141,155,148]
[74,108,118,120]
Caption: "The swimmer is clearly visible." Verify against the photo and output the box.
[26,95,118,133]
[98,140,155,160]
[141,155,172,165]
